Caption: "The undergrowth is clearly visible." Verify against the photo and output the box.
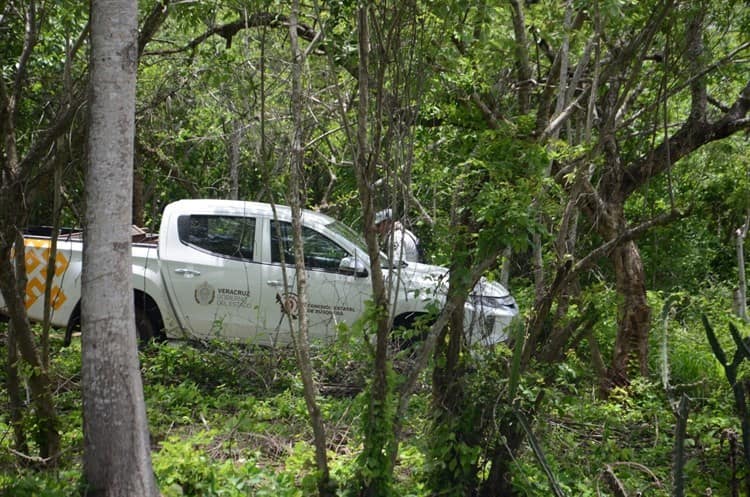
[0,284,748,496]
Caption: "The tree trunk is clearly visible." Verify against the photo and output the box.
[82,1,158,495]
[508,0,531,114]
[41,155,63,368]
[353,4,396,495]
[429,261,478,496]
[133,151,146,227]
[6,318,29,458]
[228,118,241,200]
[608,240,651,387]
[0,5,62,460]
[288,3,333,495]
[435,244,472,387]
[735,213,749,322]
[480,422,525,497]
[0,238,60,463]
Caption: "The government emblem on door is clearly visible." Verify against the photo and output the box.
[194,282,215,305]
[276,292,298,318]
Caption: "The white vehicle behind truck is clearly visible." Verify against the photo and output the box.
[0,199,518,347]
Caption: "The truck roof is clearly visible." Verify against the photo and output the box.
[166,199,339,230]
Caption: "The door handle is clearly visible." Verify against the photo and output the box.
[266,280,283,287]
[174,268,201,277]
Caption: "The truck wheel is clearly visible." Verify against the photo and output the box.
[135,306,155,343]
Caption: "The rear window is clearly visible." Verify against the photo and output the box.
[177,215,255,260]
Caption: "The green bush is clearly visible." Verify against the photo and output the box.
[153,431,302,497]
[0,469,82,497]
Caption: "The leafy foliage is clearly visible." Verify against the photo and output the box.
[0,306,748,496]
[2,0,749,495]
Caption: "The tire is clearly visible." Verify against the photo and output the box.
[135,305,156,343]
[63,303,157,346]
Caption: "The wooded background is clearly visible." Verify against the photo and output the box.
[1,0,749,496]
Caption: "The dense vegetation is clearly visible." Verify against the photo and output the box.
[0,293,748,496]
[1,0,749,495]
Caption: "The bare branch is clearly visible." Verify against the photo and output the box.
[508,0,532,113]
[469,92,503,129]
[623,78,750,196]
[541,90,588,141]
[138,0,170,57]
[620,41,750,131]
[13,0,39,112]
[18,93,86,173]
[570,209,685,279]
[145,13,319,55]
[686,8,707,123]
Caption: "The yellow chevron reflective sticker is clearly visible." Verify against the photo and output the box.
[23,239,69,311]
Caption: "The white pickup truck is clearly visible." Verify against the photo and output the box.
[1,199,518,347]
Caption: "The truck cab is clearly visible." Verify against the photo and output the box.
[159,199,518,346]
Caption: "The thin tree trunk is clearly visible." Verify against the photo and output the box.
[608,240,651,386]
[480,423,525,497]
[6,318,28,458]
[353,4,396,495]
[41,155,63,368]
[0,237,60,463]
[288,3,333,495]
[133,151,146,227]
[508,0,531,114]
[82,0,158,495]
[532,233,545,301]
[228,118,241,200]
[735,211,749,322]
[500,247,512,287]
[0,2,61,461]
[430,254,478,495]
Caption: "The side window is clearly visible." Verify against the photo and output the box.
[271,221,349,271]
[177,215,255,260]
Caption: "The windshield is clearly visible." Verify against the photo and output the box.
[325,219,390,267]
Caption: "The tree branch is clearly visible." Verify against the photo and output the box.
[570,209,685,279]
[685,7,707,123]
[16,2,175,177]
[138,0,170,57]
[13,0,39,114]
[145,13,318,54]
[622,78,750,196]
[142,12,358,78]
[17,93,86,173]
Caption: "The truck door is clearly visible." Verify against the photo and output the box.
[161,214,262,341]
[258,220,370,346]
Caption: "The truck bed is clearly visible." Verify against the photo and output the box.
[24,225,159,246]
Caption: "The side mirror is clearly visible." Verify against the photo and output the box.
[339,256,368,277]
